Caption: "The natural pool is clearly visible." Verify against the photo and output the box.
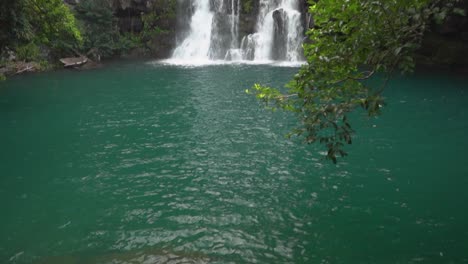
[1,62,467,263]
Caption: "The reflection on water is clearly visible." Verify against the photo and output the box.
[0,63,467,263]
[37,247,212,264]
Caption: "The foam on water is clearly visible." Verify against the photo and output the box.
[157,59,306,68]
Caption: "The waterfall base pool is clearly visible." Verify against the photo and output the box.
[1,62,468,263]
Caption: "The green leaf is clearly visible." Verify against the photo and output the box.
[248,0,460,163]
[453,8,466,16]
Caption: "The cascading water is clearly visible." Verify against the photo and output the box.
[225,0,243,61]
[171,0,214,61]
[242,0,304,62]
[170,0,304,64]
[209,0,241,60]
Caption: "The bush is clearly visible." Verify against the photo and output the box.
[38,60,52,71]
[118,33,143,52]
[1,0,82,59]
[15,43,40,61]
[75,0,123,58]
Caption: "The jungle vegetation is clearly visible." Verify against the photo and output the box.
[249,0,466,163]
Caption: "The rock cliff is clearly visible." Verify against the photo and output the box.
[63,0,467,67]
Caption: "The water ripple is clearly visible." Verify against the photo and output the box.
[1,64,467,263]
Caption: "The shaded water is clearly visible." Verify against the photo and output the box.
[0,62,468,263]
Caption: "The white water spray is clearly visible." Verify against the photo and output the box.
[242,0,304,62]
[170,0,304,64]
[171,0,214,61]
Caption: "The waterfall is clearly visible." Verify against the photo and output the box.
[171,0,213,61]
[170,0,304,64]
[225,0,243,61]
[242,0,304,62]
[230,0,240,49]
[210,0,241,60]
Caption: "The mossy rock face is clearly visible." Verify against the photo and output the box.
[110,0,177,58]
[113,0,177,32]
[146,31,176,58]
[238,0,260,36]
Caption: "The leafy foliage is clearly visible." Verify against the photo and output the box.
[140,0,177,44]
[141,13,169,41]
[249,0,465,163]
[0,0,32,48]
[15,43,41,61]
[28,0,82,53]
[75,0,152,58]
[75,0,123,58]
[1,0,177,63]
[1,0,82,57]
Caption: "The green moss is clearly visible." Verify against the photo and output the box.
[243,0,253,13]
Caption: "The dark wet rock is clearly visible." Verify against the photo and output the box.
[272,8,288,60]
[239,0,260,36]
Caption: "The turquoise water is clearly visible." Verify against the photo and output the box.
[1,62,468,263]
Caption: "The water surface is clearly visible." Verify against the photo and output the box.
[1,62,467,263]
